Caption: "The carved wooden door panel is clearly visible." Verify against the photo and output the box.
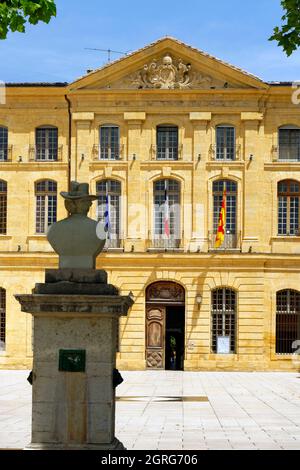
[146,306,165,369]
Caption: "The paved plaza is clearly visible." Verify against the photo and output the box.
[0,370,299,450]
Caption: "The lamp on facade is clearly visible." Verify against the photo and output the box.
[196,293,202,309]
[249,154,253,161]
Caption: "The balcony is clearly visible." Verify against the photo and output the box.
[272,144,300,162]
[0,145,12,162]
[209,144,241,161]
[150,144,183,161]
[208,231,241,251]
[29,145,63,162]
[103,237,123,251]
[92,144,124,161]
[147,233,182,251]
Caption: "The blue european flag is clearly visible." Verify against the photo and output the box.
[104,194,111,239]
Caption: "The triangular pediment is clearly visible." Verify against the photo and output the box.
[69,37,268,92]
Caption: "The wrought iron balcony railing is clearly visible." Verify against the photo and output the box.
[208,231,241,250]
[148,233,181,250]
[92,144,124,161]
[209,144,241,161]
[103,237,123,250]
[29,145,63,162]
[150,144,183,161]
[0,145,12,162]
[272,144,300,162]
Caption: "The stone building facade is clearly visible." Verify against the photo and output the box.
[0,37,300,371]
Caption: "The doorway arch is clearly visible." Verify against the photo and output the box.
[146,281,185,370]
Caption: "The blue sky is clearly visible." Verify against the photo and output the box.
[0,0,300,83]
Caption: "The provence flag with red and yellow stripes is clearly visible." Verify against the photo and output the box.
[215,186,226,248]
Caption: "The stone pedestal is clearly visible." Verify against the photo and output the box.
[15,270,133,450]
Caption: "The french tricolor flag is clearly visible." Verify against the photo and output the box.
[164,188,170,238]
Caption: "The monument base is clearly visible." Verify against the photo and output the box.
[24,438,126,451]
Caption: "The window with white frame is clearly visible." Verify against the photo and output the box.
[35,180,57,234]
[0,180,7,235]
[0,127,8,161]
[211,288,236,354]
[156,126,178,160]
[153,179,180,247]
[278,180,300,236]
[99,126,120,160]
[35,126,58,161]
[278,126,300,161]
[216,125,235,160]
[96,180,121,247]
[213,180,237,248]
[276,289,300,354]
[0,287,6,351]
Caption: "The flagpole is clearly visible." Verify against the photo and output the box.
[223,181,226,251]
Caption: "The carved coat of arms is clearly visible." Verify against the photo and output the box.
[131,54,213,90]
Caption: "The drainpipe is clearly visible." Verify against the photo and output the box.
[64,94,72,191]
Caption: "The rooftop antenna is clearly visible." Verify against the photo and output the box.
[84,48,130,63]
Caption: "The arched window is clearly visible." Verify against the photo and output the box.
[0,288,6,351]
[211,288,236,354]
[276,290,300,354]
[96,180,121,247]
[278,180,300,236]
[99,125,120,160]
[153,179,180,248]
[0,180,7,234]
[35,180,57,234]
[156,125,178,160]
[278,125,300,161]
[216,125,235,160]
[0,127,8,161]
[35,126,58,161]
[213,180,237,248]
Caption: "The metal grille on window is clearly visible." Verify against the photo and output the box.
[156,126,178,160]
[36,127,58,161]
[213,180,237,248]
[216,126,235,160]
[212,288,236,353]
[153,179,180,248]
[276,290,300,354]
[0,180,7,235]
[278,180,300,235]
[279,128,300,161]
[0,288,5,351]
[35,180,57,234]
[0,127,8,161]
[96,180,121,248]
[100,126,120,160]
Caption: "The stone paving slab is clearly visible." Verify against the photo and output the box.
[0,370,299,450]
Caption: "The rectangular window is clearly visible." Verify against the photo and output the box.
[100,126,120,160]
[36,127,58,161]
[278,195,299,235]
[157,126,178,160]
[0,289,5,351]
[0,193,7,235]
[279,129,300,161]
[0,127,8,161]
[212,289,236,353]
[276,290,300,354]
[216,126,235,160]
[213,194,236,234]
[36,195,57,234]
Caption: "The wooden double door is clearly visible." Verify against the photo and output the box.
[146,304,185,370]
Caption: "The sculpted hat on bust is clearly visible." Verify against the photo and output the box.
[60,181,98,200]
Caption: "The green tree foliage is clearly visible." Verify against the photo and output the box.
[270,0,300,56]
[0,0,56,39]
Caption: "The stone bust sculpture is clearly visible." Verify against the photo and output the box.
[47,182,106,269]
